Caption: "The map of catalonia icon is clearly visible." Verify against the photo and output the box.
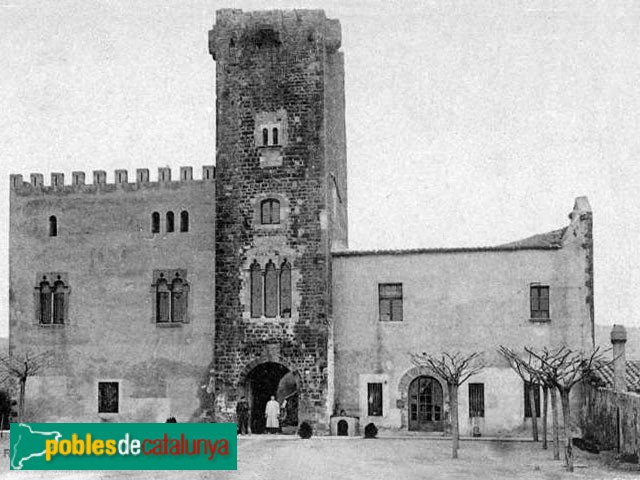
[10,423,62,470]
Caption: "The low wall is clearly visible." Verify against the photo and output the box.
[581,385,640,457]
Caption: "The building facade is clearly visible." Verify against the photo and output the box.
[8,9,594,435]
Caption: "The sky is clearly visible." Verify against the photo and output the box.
[1,0,639,338]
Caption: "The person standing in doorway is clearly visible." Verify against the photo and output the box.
[265,395,280,434]
[236,396,250,435]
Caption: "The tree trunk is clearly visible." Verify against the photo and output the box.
[450,384,459,459]
[529,383,539,442]
[542,385,548,450]
[560,388,573,472]
[550,386,560,460]
[18,376,26,422]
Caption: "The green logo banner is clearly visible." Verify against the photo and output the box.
[10,423,237,470]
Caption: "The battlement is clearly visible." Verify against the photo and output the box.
[209,8,341,61]
[10,166,215,194]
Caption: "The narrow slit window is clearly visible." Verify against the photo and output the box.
[264,260,277,318]
[166,211,175,233]
[171,277,187,323]
[156,279,170,323]
[52,281,66,325]
[151,212,160,233]
[250,261,263,318]
[262,128,269,146]
[180,211,189,232]
[49,216,57,237]
[280,260,291,318]
[39,281,52,325]
[272,127,279,145]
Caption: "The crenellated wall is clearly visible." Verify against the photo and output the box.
[9,165,216,422]
[10,166,215,193]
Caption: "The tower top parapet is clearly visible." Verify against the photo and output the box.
[10,166,215,195]
[209,8,341,61]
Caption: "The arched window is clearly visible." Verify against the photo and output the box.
[180,211,189,232]
[280,260,291,318]
[39,280,52,324]
[53,280,66,324]
[262,128,269,146]
[261,199,280,225]
[49,216,57,237]
[156,277,170,323]
[154,271,189,323]
[250,260,263,318]
[171,276,187,323]
[264,260,277,318]
[151,212,160,233]
[272,127,279,145]
[37,275,68,325]
[166,211,175,233]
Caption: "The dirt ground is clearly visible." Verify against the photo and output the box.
[1,435,638,480]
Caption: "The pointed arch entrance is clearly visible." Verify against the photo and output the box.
[408,376,444,432]
[243,362,298,434]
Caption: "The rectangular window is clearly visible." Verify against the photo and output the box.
[524,381,541,418]
[469,383,485,418]
[367,383,383,416]
[530,285,550,319]
[379,283,403,322]
[98,382,119,414]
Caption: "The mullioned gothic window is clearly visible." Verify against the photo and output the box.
[35,274,70,325]
[249,260,292,319]
[152,270,189,324]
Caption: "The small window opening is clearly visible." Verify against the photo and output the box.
[166,211,174,233]
[272,127,279,145]
[151,212,160,233]
[49,216,57,237]
[180,211,189,232]
[262,128,269,146]
[260,199,281,225]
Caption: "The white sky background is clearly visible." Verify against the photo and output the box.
[1,0,639,338]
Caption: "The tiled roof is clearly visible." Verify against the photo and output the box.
[332,228,566,257]
[596,361,640,393]
[497,227,567,249]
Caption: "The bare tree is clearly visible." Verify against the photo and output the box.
[497,346,540,442]
[411,351,484,459]
[525,346,609,472]
[0,351,52,422]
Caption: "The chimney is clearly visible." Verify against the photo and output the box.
[610,324,627,392]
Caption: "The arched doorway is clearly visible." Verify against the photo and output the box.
[245,362,298,434]
[408,376,444,432]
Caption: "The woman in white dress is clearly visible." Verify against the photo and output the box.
[265,395,280,434]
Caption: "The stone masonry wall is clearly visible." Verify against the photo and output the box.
[209,9,346,428]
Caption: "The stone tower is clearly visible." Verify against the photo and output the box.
[208,9,347,431]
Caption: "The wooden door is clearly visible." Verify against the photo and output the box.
[408,376,444,431]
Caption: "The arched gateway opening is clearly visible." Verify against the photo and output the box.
[245,362,298,434]
[408,376,444,432]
